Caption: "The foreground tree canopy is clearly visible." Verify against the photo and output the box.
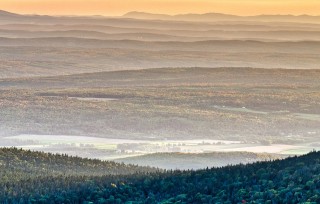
[1,148,320,203]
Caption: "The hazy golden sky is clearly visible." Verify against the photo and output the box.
[1,0,320,16]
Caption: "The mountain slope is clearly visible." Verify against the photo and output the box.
[1,149,320,203]
[0,148,157,179]
[0,10,20,17]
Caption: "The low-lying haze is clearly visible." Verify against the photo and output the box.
[0,9,319,169]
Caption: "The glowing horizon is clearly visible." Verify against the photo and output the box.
[0,0,320,16]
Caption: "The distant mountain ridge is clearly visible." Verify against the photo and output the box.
[123,11,237,21]
[0,10,21,18]
[123,11,320,23]
[0,9,320,24]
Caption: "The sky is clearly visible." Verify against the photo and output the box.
[1,0,320,16]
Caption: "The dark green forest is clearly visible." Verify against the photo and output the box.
[1,148,320,203]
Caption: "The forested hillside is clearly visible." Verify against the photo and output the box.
[0,147,157,181]
[0,148,158,202]
[1,148,320,203]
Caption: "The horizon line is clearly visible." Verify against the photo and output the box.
[1,9,320,18]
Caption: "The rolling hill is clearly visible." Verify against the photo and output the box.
[115,152,287,170]
[0,148,157,178]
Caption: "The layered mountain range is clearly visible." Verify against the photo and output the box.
[0,10,319,79]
